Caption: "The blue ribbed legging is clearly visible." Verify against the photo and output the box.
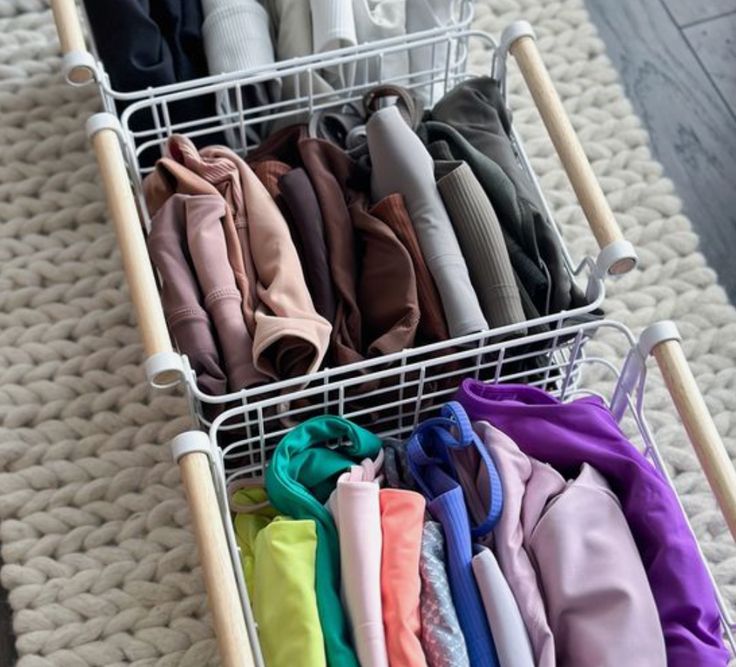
[407,401,502,667]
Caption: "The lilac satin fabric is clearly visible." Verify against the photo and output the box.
[456,380,729,667]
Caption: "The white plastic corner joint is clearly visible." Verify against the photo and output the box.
[62,50,98,86]
[594,239,639,279]
[493,21,537,81]
[637,320,681,359]
[609,321,681,422]
[144,351,186,389]
[499,20,537,53]
[85,112,124,141]
[171,430,213,464]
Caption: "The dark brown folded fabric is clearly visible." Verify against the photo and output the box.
[299,137,420,363]
[350,198,420,357]
[296,134,364,366]
[279,167,338,324]
[247,125,421,366]
[369,193,448,344]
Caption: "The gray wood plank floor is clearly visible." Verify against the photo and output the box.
[662,0,736,27]
[684,13,736,117]
[585,0,736,303]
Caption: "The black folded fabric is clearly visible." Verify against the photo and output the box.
[84,0,208,89]
[83,0,221,166]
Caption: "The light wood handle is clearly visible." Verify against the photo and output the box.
[510,36,634,275]
[653,340,736,540]
[180,452,256,667]
[50,0,94,84]
[90,128,172,358]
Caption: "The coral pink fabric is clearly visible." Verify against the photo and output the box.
[379,488,428,667]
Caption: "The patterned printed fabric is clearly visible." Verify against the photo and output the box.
[418,521,470,667]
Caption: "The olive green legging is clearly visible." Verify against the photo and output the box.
[265,415,383,667]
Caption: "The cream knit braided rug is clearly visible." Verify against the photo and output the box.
[1,0,735,665]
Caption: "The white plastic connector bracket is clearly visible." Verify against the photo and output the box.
[609,320,682,422]
[637,320,681,359]
[493,21,536,83]
[171,430,213,464]
[85,112,124,141]
[145,351,186,388]
[594,239,638,278]
[62,50,98,86]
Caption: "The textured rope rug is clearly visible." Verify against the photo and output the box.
[1,0,735,665]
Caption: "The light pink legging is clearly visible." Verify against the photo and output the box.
[328,453,389,667]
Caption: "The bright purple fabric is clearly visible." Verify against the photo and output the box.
[455,380,728,667]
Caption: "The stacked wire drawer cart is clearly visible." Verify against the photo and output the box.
[50,1,736,665]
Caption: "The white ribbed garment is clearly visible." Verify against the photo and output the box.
[352,0,409,83]
[202,0,276,75]
[202,0,281,147]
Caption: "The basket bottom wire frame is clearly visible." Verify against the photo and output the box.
[186,319,736,664]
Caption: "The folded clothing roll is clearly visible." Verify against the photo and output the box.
[202,0,282,147]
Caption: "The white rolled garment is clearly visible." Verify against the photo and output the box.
[202,0,281,147]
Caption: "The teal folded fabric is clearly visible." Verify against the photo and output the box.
[265,416,383,667]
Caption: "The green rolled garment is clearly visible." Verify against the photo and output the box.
[233,486,326,667]
[265,416,384,667]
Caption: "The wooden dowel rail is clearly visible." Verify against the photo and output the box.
[89,126,173,360]
[652,339,736,540]
[509,33,636,276]
[91,127,256,665]
[50,0,95,84]
[179,450,256,667]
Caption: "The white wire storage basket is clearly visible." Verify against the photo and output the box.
[197,318,736,666]
[59,8,640,423]
[49,2,736,665]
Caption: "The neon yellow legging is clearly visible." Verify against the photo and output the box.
[233,486,326,667]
